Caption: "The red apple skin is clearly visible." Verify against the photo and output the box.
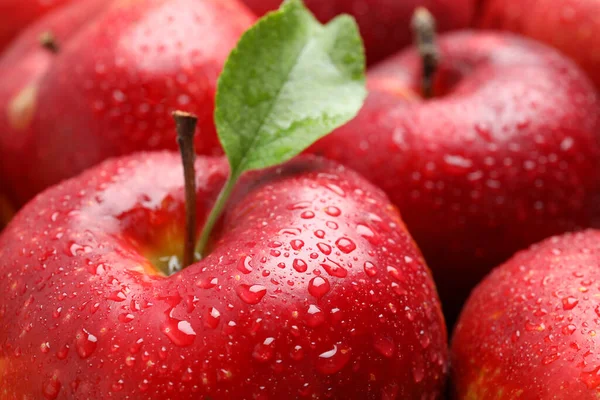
[240,0,477,64]
[0,0,255,209]
[452,230,600,399]
[479,0,600,89]
[0,153,448,399]
[0,0,75,52]
[310,31,600,321]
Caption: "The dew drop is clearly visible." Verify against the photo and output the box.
[562,296,579,310]
[237,256,254,274]
[317,243,332,255]
[373,337,395,358]
[290,239,304,251]
[581,366,600,389]
[308,276,331,298]
[236,284,267,305]
[316,344,351,374]
[162,316,196,347]
[252,337,275,362]
[75,328,98,359]
[324,206,341,217]
[301,211,315,219]
[305,304,326,327]
[363,261,377,277]
[196,277,218,289]
[204,307,221,329]
[293,259,308,273]
[335,238,356,254]
[42,378,61,399]
[321,261,347,278]
[290,345,304,361]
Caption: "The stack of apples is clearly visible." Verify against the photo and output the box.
[1,0,600,398]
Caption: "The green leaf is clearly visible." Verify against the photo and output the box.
[195,0,366,258]
[215,0,366,178]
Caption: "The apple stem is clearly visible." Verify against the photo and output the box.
[411,7,439,99]
[194,173,238,259]
[39,31,60,54]
[173,111,198,268]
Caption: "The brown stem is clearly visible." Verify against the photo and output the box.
[411,7,439,99]
[173,110,198,268]
[39,31,59,54]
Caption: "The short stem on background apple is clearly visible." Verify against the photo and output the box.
[411,7,439,99]
[39,31,59,53]
[194,172,238,260]
[173,111,198,268]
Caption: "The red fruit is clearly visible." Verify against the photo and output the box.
[479,0,600,89]
[0,0,74,52]
[452,230,600,399]
[311,31,600,320]
[240,0,477,64]
[0,153,448,398]
[0,0,255,208]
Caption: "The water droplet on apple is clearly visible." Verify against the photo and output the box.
[204,307,221,329]
[42,378,61,399]
[287,201,311,210]
[316,344,351,374]
[162,316,196,347]
[317,243,332,255]
[562,296,579,310]
[373,337,395,358]
[252,337,275,362]
[118,313,135,323]
[308,276,330,298]
[290,345,304,360]
[237,255,253,274]
[321,261,347,278]
[56,345,69,360]
[324,206,341,217]
[293,259,307,273]
[75,328,98,359]
[196,276,218,289]
[290,239,304,250]
[305,304,326,327]
[300,211,315,219]
[363,261,377,277]
[581,366,600,389]
[335,238,356,254]
[236,284,267,305]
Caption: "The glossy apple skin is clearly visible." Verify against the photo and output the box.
[240,0,477,64]
[479,0,600,89]
[452,230,600,399]
[311,31,600,322]
[0,153,448,399]
[0,0,75,52]
[0,0,255,209]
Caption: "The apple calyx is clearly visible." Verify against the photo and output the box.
[173,110,198,268]
[39,30,59,53]
[411,7,439,98]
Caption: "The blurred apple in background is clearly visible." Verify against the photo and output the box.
[479,0,600,89]
[0,0,255,209]
[0,0,75,52]
[241,0,478,64]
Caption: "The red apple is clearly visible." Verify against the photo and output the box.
[240,0,477,64]
[311,31,600,321]
[452,229,600,398]
[0,0,255,208]
[0,0,75,52]
[479,0,600,89]
[0,152,448,398]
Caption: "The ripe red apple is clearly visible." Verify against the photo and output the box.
[452,229,600,398]
[240,0,477,64]
[0,0,255,208]
[311,31,600,320]
[479,0,600,89]
[0,152,448,398]
[0,0,75,52]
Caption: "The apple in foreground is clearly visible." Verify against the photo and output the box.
[478,0,600,89]
[452,229,600,398]
[240,0,477,64]
[0,0,74,51]
[0,153,448,398]
[0,0,255,208]
[311,29,600,321]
